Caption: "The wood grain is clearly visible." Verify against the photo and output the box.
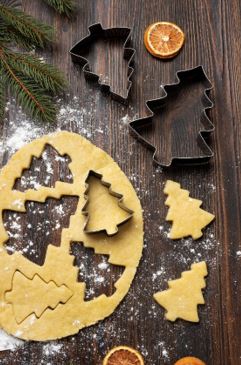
[0,0,240,364]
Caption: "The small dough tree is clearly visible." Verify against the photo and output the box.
[164,180,215,239]
[6,271,72,323]
[154,261,208,322]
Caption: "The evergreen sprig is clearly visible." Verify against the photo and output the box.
[0,0,73,123]
[0,4,53,48]
[42,0,74,17]
[5,51,66,93]
[0,49,57,122]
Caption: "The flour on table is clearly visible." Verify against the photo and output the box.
[158,341,170,360]
[0,96,108,159]
[236,250,241,258]
[42,343,63,356]
[98,262,109,270]
[120,114,131,125]
[152,267,166,281]
[0,329,24,351]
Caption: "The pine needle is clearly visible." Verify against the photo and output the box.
[0,69,5,119]
[0,25,35,50]
[42,0,75,17]
[5,50,66,93]
[0,50,56,123]
[0,4,53,48]
[0,0,21,7]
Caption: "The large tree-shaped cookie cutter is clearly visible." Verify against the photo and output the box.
[129,65,214,167]
[70,23,135,104]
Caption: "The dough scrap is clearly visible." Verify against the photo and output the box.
[154,261,208,322]
[164,180,215,239]
[0,132,143,341]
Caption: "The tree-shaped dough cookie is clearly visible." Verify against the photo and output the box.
[164,180,215,239]
[5,271,73,323]
[83,171,133,235]
[153,261,208,322]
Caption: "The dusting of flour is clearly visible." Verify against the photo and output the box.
[0,96,108,159]
[0,329,24,351]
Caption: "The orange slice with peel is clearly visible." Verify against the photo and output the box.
[174,356,206,365]
[103,346,144,365]
[144,21,185,59]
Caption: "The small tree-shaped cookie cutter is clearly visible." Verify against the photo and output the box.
[82,170,134,236]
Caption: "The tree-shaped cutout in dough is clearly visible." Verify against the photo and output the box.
[164,180,215,239]
[82,171,133,236]
[3,196,79,265]
[13,144,73,192]
[5,271,73,324]
[70,242,124,300]
[153,261,208,322]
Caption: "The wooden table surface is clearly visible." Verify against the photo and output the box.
[0,0,240,364]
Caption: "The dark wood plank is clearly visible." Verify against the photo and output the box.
[0,0,241,364]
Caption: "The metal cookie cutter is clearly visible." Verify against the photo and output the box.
[129,65,214,167]
[70,23,135,104]
[82,170,134,236]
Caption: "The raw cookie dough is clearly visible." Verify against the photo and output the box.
[6,271,73,324]
[0,131,143,341]
[164,180,215,239]
[154,261,208,322]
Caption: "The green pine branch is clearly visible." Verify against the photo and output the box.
[42,0,75,17]
[5,50,66,93]
[0,4,53,48]
[0,49,57,123]
[0,0,73,124]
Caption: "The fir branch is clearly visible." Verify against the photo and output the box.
[0,49,56,122]
[5,50,66,93]
[0,4,53,48]
[42,0,75,17]
[0,1,71,124]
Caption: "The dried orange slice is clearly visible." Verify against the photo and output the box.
[103,346,144,365]
[174,356,206,365]
[144,21,185,59]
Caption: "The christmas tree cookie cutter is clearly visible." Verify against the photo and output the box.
[82,170,134,236]
[129,65,214,167]
[70,22,135,104]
